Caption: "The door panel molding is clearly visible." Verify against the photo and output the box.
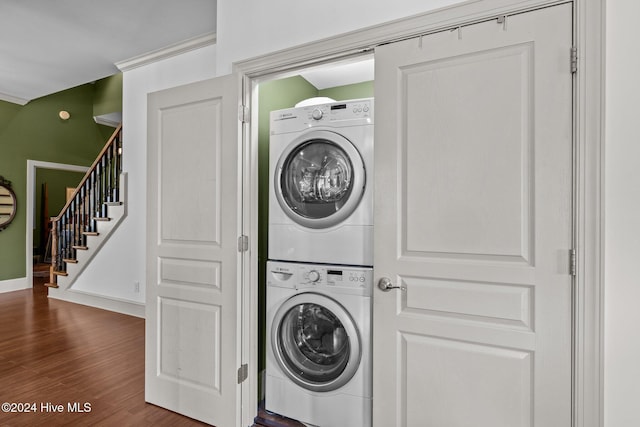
[146,74,241,427]
[374,7,574,424]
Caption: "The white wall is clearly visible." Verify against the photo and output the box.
[216,0,465,75]
[604,1,640,425]
[72,45,217,303]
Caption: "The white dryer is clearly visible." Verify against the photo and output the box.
[269,98,374,266]
[265,261,372,427]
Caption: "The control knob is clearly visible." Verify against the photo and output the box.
[311,108,323,120]
[307,270,320,283]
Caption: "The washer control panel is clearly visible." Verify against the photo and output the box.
[268,261,373,296]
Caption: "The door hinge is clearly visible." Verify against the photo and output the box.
[238,105,249,123]
[237,363,248,384]
[570,249,577,276]
[570,46,578,74]
[238,235,249,252]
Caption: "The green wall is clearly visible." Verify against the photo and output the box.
[318,81,374,101]
[93,73,123,117]
[0,83,118,281]
[257,76,317,386]
[256,76,374,390]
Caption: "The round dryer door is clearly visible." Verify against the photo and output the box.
[275,130,365,229]
[271,292,361,392]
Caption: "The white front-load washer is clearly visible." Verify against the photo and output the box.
[265,261,372,427]
[268,98,374,266]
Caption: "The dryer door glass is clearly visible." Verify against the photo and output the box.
[275,130,367,229]
[275,301,359,391]
[275,131,366,232]
[282,139,353,217]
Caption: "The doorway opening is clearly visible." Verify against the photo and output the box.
[252,54,375,425]
[26,160,89,288]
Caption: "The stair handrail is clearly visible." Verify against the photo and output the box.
[49,124,122,286]
[52,124,122,222]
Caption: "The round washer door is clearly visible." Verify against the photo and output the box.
[271,292,361,392]
[274,130,365,229]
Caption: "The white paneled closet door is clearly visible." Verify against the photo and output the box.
[373,4,573,426]
[146,74,242,426]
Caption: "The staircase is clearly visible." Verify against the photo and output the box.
[46,125,126,291]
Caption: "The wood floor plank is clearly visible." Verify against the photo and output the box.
[0,278,209,426]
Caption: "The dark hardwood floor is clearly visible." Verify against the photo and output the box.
[0,277,209,427]
[0,276,307,427]
[253,401,304,427]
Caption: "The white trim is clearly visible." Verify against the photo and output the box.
[93,112,122,128]
[0,277,29,294]
[26,160,89,288]
[234,0,567,77]
[0,92,29,106]
[573,1,605,426]
[241,74,259,427]
[235,0,604,426]
[48,287,145,318]
[115,32,217,72]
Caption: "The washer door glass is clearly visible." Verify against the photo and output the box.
[272,293,361,392]
[275,130,365,229]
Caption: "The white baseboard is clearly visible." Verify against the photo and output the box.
[0,277,30,293]
[48,288,145,318]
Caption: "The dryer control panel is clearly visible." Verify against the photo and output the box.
[304,99,373,123]
[267,261,373,297]
[270,98,374,134]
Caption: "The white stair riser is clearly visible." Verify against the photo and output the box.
[55,173,127,291]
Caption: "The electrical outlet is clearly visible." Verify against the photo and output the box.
[134,281,140,293]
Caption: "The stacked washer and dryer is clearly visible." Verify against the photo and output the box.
[266,98,374,427]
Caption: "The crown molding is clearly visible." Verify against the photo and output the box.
[0,92,29,106]
[115,32,216,72]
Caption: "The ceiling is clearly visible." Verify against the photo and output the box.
[300,58,374,90]
[0,0,217,105]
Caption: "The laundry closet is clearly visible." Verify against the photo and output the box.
[145,3,581,426]
[255,58,374,426]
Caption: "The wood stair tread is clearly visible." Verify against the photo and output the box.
[82,231,99,236]
[72,245,88,250]
[44,282,59,288]
[104,201,123,206]
[93,217,111,222]
[62,258,78,264]
[52,270,68,277]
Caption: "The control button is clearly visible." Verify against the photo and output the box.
[311,109,323,120]
[363,106,369,112]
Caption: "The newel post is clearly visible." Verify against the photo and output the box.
[49,218,58,287]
